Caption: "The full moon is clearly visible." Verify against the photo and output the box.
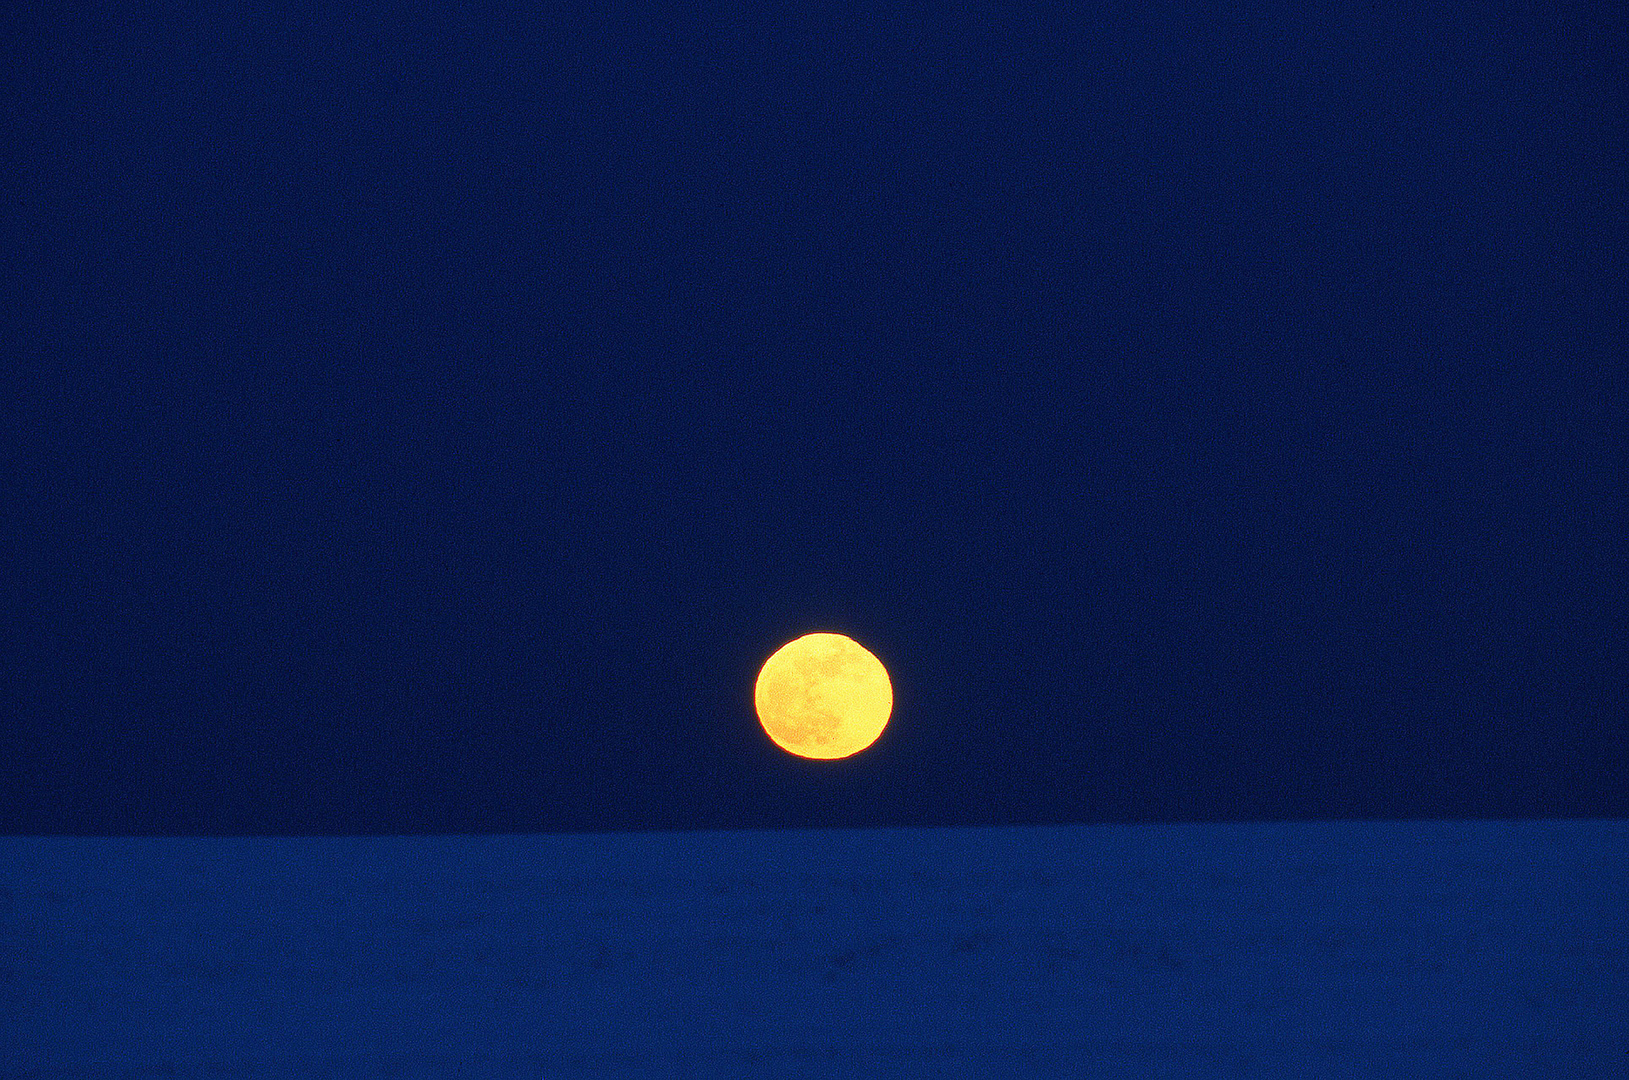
[754,633,893,760]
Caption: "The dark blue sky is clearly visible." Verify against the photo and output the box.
[4,3,1623,834]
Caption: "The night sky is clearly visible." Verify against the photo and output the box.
[4,3,1623,835]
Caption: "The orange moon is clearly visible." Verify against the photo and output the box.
[755,633,893,759]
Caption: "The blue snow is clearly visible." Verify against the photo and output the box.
[4,819,1625,1077]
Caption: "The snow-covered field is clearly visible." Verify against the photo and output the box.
[3,820,1624,1077]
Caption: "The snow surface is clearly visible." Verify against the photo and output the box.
[3,820,1625,1077]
